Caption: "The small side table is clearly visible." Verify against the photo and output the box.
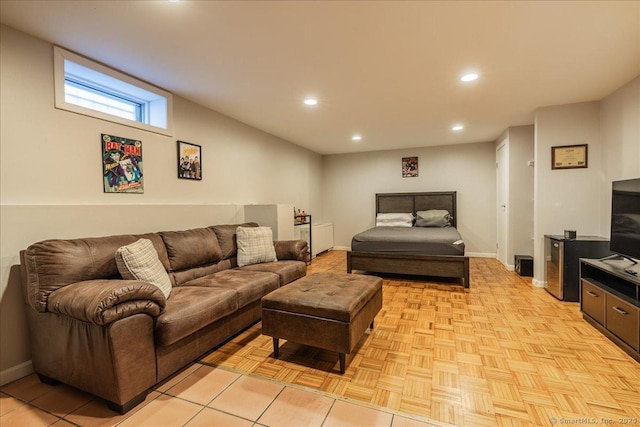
[294,214,311,263]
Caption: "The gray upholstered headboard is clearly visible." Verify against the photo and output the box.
[375,192,457,228]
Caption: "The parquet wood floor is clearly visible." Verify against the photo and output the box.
[201,250,640,427]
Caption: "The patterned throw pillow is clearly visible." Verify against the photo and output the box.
[236,226,278,267]
[115,238,172,298]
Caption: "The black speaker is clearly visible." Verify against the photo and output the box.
[515,255,533,277]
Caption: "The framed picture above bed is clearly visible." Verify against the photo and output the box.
[402,157,418,177]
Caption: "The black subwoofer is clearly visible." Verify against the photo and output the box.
[515,255,533,277]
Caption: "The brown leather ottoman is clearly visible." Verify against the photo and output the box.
[261,272,383,373]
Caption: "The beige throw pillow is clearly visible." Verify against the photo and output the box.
[236,226,277,267]
[115,238,172,298]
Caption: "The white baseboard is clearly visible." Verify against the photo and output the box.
[531,278,546,288]
[0,360,33,386]
[504,263,515,271]
[466,252,496,258]
[332,246,351,251]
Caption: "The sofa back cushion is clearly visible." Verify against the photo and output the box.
[159,227,223,272]
[211,222,258,260]
[23,233,168,312]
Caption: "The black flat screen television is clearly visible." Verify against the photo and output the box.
[610,178,640,261]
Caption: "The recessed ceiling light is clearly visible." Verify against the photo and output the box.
[352,135,362,141]
[461,73,478,82]
[452,125,464,131]
[303,98,318,106]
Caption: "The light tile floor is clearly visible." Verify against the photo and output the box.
[0,363,448,427]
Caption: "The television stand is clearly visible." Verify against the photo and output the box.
[580,258,640,363]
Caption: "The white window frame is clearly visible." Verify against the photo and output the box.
[53,46,173,136]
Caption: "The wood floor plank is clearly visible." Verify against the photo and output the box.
[199,251,640,426]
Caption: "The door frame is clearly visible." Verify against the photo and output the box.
[496,140,511,269]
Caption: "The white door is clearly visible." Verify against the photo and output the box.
[496,142,509,266]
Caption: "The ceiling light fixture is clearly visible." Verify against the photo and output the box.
[303,98,318,106]
[461,73,478,82]
[352,135,362,141]
[452,125,464,131]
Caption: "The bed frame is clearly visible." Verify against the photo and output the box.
[346,191,470,288]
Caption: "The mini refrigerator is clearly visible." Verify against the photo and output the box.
[544,235,611,302]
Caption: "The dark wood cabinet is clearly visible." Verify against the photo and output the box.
[580,258,640,363]
[581,280,606,325]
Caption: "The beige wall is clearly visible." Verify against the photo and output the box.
[532,77,639,285]
[0,26,322,208]
[0,25,323,382]
[532,101,603,283]
[322,142,497,256]
[494,125,535,269]
[599,76,640,235]
[508,126,535,259]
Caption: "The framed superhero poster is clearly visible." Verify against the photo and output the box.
[102,134,144,193]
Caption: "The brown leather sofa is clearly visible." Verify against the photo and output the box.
[20,222,308,414]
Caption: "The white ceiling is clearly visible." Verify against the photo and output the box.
[1,1,639,155]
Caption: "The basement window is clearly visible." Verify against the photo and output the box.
[53,46,173,135]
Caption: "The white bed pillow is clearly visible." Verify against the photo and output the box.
[376,213,414,227]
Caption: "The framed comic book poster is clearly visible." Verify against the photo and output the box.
[177,141,202,180]
[102,134,144,193]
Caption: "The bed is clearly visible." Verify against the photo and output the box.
[347,191,470,288]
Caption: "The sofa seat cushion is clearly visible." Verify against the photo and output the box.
[184,269,279,309]
[155,286,237,346]
[170,259,232,286]
[238,260,307,286]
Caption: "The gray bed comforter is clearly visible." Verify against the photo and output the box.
[351,226,465,256]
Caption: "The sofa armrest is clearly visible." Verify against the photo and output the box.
[274,240,309,262]
[47,280,166,326]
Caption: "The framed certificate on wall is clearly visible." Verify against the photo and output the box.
[551,144,588,170]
